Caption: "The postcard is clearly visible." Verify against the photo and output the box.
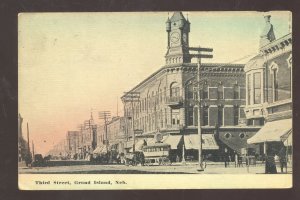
[18,11,292,190]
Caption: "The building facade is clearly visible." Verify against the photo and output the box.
[121,12,260,161]
[106,116,127,152]
[66,131,81,158]
[246,16,292,167]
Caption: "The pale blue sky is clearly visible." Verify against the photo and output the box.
[18,11,291,155]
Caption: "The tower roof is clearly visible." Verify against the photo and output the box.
[170,12,186,22]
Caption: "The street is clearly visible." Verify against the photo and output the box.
[19,162,292,174]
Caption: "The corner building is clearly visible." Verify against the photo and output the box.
[122,12,260,161]
[246,15,292,168]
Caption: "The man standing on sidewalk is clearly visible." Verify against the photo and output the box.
[224,148,229,168]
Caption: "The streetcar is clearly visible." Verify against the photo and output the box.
[142,142,171,166]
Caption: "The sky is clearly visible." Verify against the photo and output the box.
[18,11,291,155]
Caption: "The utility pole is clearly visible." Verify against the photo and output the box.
[99,111,111,151]
[189,46,213,172]
[122,92,140,152]
[26,123,30,156]
[32,140,35,159]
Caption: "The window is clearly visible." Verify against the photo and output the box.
[203,106,209,126]
[187,84,194,99]
[273,68,279,101]
[159,89,162,103]
[203,83,208,99]
[239,133,245,139]
[253,72,261,104]
[164,108,167,125]
[217,84,223,99]
[233,84,239,99]
[172,109,180,125]
[270,62,279,102]
[187,107,194,126]
[247,74,252,104]
[218,106,223,126]
[287,54,292,98]
[171,87,180,97]
[233,106,239,125]
[225,133,231,139]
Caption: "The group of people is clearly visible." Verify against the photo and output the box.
[223,147,288,174]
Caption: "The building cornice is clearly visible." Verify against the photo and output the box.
[122,63,245,99]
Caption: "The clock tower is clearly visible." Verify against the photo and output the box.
[165,12,191,65]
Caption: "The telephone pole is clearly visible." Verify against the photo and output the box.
[32,141,35,159]
[189,46,213,172]
[99,111,111,150]
[122,91,140,152]
[26,123,31,156]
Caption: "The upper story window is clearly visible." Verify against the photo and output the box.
[159,89,162,103]
[270,62,279,102]
[170,82,180,97]
[203,106,209,126]
[253,72,261,104]
[287,54,292,99]
[218,105,223,126]
[203,83,208,99]
[186,84,194,99]
[233,84,239,99]
[247,74,252,105]
[233,105,239,125]
[217,83,223,99]
[171,109,180,125]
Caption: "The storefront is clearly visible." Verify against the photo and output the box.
[247,118,292,173]
[183,134,219,161]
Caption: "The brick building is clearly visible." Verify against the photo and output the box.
[121,12,260,161]
[107,116,127,152]
[246,15,292,166]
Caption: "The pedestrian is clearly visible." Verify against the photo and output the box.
[224,148,229,168]
[265,148,277,174]
[278,147,287,173]
[234,151,238,168]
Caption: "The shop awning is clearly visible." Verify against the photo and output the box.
[93,145,107,154]
[184,134,219,150]
[162,135,183,150]
[128,139,147,152]
[281,130,292,146]
[247,118,292,144]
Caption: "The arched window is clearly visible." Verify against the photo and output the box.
[270,62,279,102]
[170,82,180,97]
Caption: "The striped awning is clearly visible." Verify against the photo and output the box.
[184,134,219,150]
[247,119,292,144]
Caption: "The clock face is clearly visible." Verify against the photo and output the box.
[170,32,180,43]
